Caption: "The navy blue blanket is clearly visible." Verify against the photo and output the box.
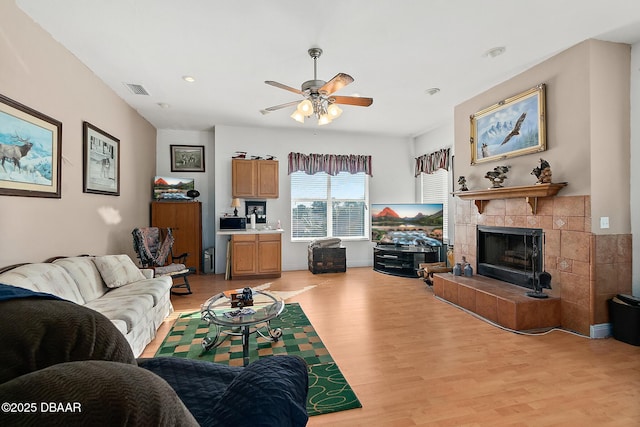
[0,283,62,302]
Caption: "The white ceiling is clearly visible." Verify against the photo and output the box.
[16,0,640,138]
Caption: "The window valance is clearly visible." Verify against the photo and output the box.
[288,152,373,176]
[414,147,450,177]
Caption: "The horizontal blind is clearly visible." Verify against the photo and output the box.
[291,171,368,240]
[331,172,367,238]
[421,168,448,241]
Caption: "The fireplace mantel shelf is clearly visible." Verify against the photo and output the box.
[453,182,568,214]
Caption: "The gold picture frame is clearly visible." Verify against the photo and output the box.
[470,83,546,165]
[0,94,62,198]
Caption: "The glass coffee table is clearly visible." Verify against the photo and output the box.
[200,289,284,366]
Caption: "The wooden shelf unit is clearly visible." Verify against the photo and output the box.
[151,201,202,274]
[453,182,567,214]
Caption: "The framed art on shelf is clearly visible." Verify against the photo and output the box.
[83,121,120,196]
[470,83,546,165]
[170,144,205,172]
[0,94,62,198]
[245,200,267,224]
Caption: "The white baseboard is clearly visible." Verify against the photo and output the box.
[590,323,611,339]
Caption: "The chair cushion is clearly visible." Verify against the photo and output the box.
[0,361,199,427]
[93,254,146,288]
[155,263,187,276]
[0,295,135,385]
[139,355,309,427]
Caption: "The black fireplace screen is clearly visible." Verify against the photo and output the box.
[477,226,543,289]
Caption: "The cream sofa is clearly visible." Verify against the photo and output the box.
[0,254,172,357]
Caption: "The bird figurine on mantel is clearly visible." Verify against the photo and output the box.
[457,176,469,191]
[531,158,552,184]
[485,165,510,188]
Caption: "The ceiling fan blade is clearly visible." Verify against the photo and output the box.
[265,81,302,95]
[260,100,300,115]
[319,73,354,95]
[331,96,373,107]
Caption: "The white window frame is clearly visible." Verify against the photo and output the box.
[290,171,370,242]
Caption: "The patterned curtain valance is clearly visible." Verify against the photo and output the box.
[288,152,373,176]
[414,147,450,177]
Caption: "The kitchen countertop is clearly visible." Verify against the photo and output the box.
[217,228,285,235]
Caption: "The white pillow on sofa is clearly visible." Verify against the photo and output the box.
[93,255,146,289]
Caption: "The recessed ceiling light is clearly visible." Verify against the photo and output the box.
[425,88,441,96]
[182,75,196,83]
[157,102,170,109]
[484,46,506,58]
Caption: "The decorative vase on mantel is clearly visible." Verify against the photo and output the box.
[453,263,462,276]
[464,262,473,277]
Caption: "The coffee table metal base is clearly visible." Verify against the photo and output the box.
[201,322,282,366]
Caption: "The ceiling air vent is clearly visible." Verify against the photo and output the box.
[123,83,150,96]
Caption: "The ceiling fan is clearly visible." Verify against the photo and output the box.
[261,48,373,125]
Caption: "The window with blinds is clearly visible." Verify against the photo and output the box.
[421,168,449,241]
[291,171,369,240]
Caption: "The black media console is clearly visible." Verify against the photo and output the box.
[373,244,441,278]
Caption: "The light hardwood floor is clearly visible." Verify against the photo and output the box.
[141,268,640,426]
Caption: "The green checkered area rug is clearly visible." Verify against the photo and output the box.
[155,303,361,417]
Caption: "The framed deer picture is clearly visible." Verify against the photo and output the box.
[0,94,62,198]
[83,122,120,196]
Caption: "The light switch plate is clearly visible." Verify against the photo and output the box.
[600,217,610,229]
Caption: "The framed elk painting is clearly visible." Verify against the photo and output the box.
[0,94,62,198]
[470,83,546,165]
[83,121,120,196]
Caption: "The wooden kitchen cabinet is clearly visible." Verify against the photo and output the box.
[232,159,279,199]
[230,233,281,279]
[151,201,202,273]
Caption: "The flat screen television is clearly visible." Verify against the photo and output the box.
[371,203,444,245]
[153,176,195,200]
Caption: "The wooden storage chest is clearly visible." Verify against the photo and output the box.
[308,247,346,274]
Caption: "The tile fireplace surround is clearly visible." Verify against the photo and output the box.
[452,194,632,336]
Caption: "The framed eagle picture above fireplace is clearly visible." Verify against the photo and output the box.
[470,83,546,165]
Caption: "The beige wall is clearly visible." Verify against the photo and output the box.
[454,39,630,235]
[0,2,157,266]
[588,40,631,235]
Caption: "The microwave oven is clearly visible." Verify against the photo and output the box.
[220,216,246,230]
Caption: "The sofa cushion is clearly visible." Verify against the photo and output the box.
[93,254,146,288]
[53,256,108,303]
[110,318,128,336]
[84,294,154,333]
[105,276,172,306]
[0,263,85,304]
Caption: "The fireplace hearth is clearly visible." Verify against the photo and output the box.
[476,226,544,290]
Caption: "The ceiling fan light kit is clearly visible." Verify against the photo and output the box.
[264,47,373,126]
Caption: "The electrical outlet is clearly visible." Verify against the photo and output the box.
[600,217,610,229]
